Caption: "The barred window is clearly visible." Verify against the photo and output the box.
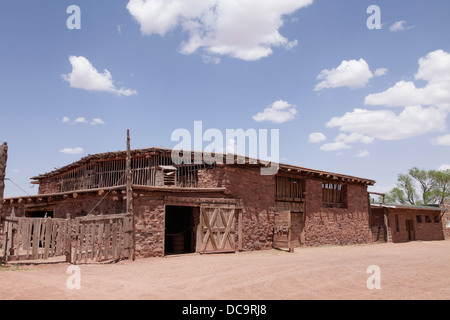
[322,183,345,205]
[276,176,304,199]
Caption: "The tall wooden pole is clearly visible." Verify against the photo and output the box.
[0,142,8,219]
[126,130,135,260]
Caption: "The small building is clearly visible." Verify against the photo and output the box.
[370,203,448,243]
[1,147,377,258]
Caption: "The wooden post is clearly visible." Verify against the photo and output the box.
[66,213,72,263]
[0,142,7,219]
[126,130,135,260]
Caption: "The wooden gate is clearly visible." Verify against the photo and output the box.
[1,214,133,264]
[198,204,236,254]
[72,214,133,264]
[1,216,70,262]
[273,211,294,253]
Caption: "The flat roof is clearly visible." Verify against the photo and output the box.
[371,203,447,212]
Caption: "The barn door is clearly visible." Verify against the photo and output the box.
[198,204,236,254]
[273,211,294,253]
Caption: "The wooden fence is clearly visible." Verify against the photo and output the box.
[72,214,133,264]
[1,214,133,264]
[1,217,70,262]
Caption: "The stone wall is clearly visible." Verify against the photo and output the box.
[387,208,445,243]
[38,179,61,195]
[303,179,372,246]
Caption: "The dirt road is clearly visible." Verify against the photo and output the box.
[1,241,449,300]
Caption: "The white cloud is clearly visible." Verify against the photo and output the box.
[320,141,351,152]
[308,132,326,144]
[74,117,88,124]
[62,56,137,96]
[374,68,388,77]
[202,55,221,65]
[439,164,450,171]
[315,58,374,91]
[327,106,448,141]
[432,134,450,146]
[91,118,106,125]
[252,100,297,124]
[62,116,70,123]
[390,20,414,32]
[59,147,84,155]
[323,50,450,145]
[11,169,20,173]
[336,133,375,144]
[319,133,374,152]
[126,0,313,62]
[356,150,370,158]
[117,24,125,34]
[365,50,450,107]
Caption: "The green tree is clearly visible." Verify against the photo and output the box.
[430,169,450,205]
[386,168,450,206]
[386,174,418,205]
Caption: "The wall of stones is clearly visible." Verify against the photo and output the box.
[387,208,445,243]
[303,179,372,246]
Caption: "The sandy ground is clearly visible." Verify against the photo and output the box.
[1,240,449,300]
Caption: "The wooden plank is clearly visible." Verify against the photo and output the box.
[117,219,123,259]
[112,220,118,259]
[6,221,13,260]
[82,223,88,264]
[219,209,235,250]
[104,221,111,259]
[74,218,80,264]
[96,222,104,262]
[44,219,52,259]
[90,223,96,260]
[238,210,243,252]
[201,208,218,252]
[32,219,41,260]
[25,220,32,259]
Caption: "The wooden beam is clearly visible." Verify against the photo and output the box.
[126,130,135,261]
[0,142,7,219]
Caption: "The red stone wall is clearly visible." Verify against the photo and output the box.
[38,179,61,195]
[303,179,372,246]
[222,166,276,251]
[387,209,444,243]
[443,202,450,240]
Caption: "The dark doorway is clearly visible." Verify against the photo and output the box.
[406,219,416,241]
[164,206,198,255]
[25,209,54,218]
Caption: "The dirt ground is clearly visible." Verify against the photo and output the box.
[1,240,449,300]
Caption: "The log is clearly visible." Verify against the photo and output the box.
[0,142,7,218]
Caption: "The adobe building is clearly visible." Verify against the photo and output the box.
[369,203,448,243]
[1,147,378,258]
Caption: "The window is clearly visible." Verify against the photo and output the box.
[276,176,304,199]
[395,215,400,232]
[322,183,346,207]
[434,215,440,223]
[416,215,423,223]
[425,215,432,223]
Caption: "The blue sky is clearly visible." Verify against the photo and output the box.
[1,0,450,198]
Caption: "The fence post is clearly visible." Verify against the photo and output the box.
[66,213,72,264]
